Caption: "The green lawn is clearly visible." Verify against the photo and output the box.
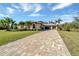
[58,31,79,56]
[0,30,39,46]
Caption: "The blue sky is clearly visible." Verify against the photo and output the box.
[0,3,79,23]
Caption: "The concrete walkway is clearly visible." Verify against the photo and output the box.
[0,30,70,56]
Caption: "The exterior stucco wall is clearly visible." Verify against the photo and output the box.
[17,23,56,30]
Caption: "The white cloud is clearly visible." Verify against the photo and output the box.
[61,14,78,17]
[7,7,15,14]
[29,13,41,16]
[51,14,78,23]
[11,4,20,9]
[29,13,45,16]
[19,3,33,12]
[52,3,72,11]
[47,3,52,6]
[0,14,5,17]
[19,3,42,13]
[71,11,79,15]
[33,4,42,13]
[0,14,10,17]
[19,3,43,16]
[11,4,21,12]
[59,14,78,23]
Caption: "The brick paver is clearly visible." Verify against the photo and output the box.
[0,30,70,56]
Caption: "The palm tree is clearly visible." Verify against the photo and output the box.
[4,17,14,30]
[55,18,62,25]
[55,18,62,29]
[0,17,16,30]
[0,19,7,29]
[57,18,62,24]
[11,20,16,29]
[0,19,4,29]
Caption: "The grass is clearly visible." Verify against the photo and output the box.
[58,31,79,56]
[0,30,39,46]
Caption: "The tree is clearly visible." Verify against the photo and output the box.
[25,21,32,26]
[62,23,71,31]
[55,18,62,30]
[4,17,15,30]
[0,19,5,29]
[72,17,79,29]
[11,20,16,29]
[55,18,62,25]
[0,19,8,29]
[19,21,25,25]
[57,18,62,25]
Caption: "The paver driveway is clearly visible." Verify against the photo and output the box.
[0,30,70,56]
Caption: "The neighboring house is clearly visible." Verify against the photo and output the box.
[17,22,57,30]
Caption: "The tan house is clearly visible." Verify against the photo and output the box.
[43,23,57,30]
[17,22,42,30]
[17,25,27,30]
[17,22,57,30]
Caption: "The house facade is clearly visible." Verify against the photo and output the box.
[17,22,57,30]
[43,23,57,30]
